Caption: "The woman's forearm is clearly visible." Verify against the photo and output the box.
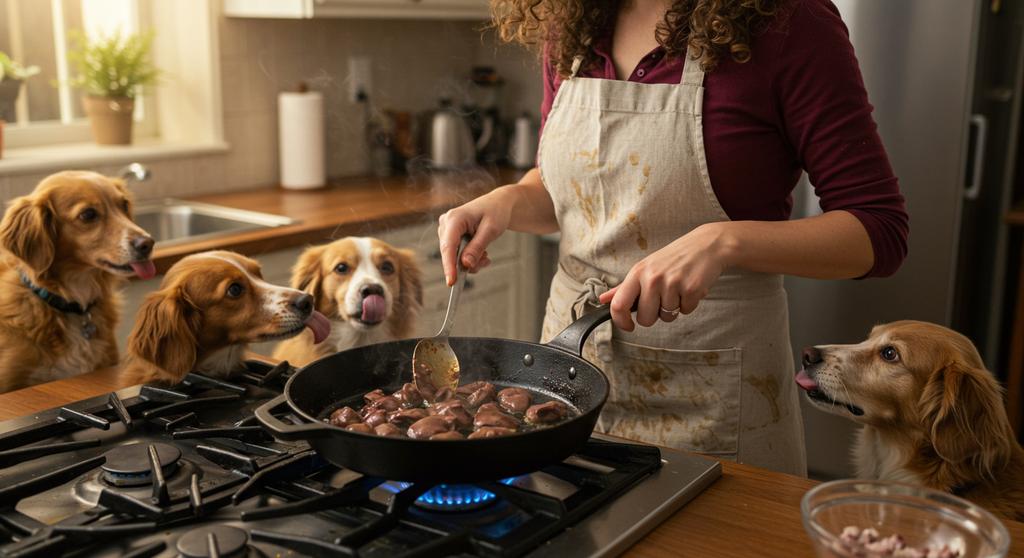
[501,168,560,235]
[715,210,875,279]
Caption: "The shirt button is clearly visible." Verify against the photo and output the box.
[636,68,646,77]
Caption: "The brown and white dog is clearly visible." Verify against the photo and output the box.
[797,320,1024,521]
[122,250,331,385]
[0,171,155,394]
[273,237,422,367]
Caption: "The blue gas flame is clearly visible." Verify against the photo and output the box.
[381,478,517,509]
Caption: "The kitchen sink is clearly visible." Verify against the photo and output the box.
[133,199,297,247]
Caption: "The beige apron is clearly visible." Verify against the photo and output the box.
[538,49,806,475]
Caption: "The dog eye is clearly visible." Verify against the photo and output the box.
[880,346,900,362]
[379,261,395,275]
[226,282,245,298]
[78,208,98,222]
[334,263,349,274]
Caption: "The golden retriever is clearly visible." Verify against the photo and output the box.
[0,171,155,393]
[273,237,422,367]
[122,250,330,385]
[797,320,1024,521]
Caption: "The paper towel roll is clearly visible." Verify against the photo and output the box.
[278,90,326,189]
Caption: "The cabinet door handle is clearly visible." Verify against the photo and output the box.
[429,250,442,261]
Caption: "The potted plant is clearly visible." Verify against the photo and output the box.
[67,30,158,145]
[0,52,40,122]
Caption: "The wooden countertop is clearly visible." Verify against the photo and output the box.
[149,168,520,274]
[2,371,1021,557]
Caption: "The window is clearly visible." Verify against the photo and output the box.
[0,0,156,148]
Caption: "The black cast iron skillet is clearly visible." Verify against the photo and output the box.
[255,306,616,483]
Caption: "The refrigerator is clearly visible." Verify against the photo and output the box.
[790,0,1024,478]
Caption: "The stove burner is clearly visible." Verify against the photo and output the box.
[176,525,249,558]
[100,442,181,487]
[390,478,518,511]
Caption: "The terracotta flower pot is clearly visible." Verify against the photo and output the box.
[82,95,134,145]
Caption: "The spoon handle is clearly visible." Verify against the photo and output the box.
[436,235,470,337]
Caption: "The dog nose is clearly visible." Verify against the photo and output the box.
[802,347,824,367]
[131,236,154,258]
[290,293,313,316]
[360,284,384,298]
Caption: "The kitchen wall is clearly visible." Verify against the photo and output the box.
[0,4,543,202]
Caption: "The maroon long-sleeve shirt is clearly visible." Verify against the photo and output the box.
[540,0,909,277]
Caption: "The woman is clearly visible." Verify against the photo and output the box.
[437,0,908,475]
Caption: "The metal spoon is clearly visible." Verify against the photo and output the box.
[413,236,469,398]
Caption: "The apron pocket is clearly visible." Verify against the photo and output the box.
[604,339,742,456]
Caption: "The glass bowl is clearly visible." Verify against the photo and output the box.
[801,480,1010,558]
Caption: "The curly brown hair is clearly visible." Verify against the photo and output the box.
[490,0,781,77]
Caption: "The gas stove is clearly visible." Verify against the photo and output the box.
[0,362,720,558]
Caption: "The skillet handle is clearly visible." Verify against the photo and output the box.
[255,394,330,440]
[545,302,637,357]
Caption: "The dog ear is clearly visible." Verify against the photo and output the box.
[0,196,56,274]
[127,287,200,383]
[291,245,327,309]
[396,247,423,309]
[919,360,1014,479]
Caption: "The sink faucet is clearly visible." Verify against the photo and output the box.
[118,163,150,183]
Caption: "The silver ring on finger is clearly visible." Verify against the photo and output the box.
[659,306,681,317]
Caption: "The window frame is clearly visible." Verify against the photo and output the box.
[1,0,160,150]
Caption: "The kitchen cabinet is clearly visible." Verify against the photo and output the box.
[223,0,490,20]
[116,219,542,357]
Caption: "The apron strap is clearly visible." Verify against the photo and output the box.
[680,44,705,87]
[570,55,584,79]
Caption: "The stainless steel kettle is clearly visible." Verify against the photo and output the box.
[430,99,475,169]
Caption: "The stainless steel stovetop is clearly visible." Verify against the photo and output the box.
[0,362,720,557]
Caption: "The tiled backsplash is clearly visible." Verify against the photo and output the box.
[3,7,542,202]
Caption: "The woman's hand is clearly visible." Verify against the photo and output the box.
[437,188,514,286]
[598,222,736,331]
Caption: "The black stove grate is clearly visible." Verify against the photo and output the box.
[0,362,664,558]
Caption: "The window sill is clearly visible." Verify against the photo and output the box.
[0,139,230,175]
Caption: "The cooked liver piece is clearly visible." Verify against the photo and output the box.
[430,430,465,440]
[466,383,497,408]
[474,403,520,430]
[412,362,438,401]
[345,423,373,434]
[364,410,388,429]
[363,389,386,405]
[432,399,473,429]
[388,408,428,428]
[432,387,456,402]
[456,381,493,395]
[374,423,403,437]
[395,382,424,408]
[497,387,532,414]
[526,401,568,424]
[328,406,361,427]
[468,426,517,439]
[407,416,453,439]
[362,395,401,417]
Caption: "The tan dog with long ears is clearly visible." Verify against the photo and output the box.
[0,171,155,393]
[273,237,422,367]
[797,320,1024,521]
[123,250,331,385]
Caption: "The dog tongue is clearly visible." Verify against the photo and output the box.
[361,294,386,324]
[795,369,819,392]
[129,261,157,279]
[305,310,331,344]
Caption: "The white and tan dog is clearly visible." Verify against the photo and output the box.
[797,320,1024,521]
[273,237,422,367]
